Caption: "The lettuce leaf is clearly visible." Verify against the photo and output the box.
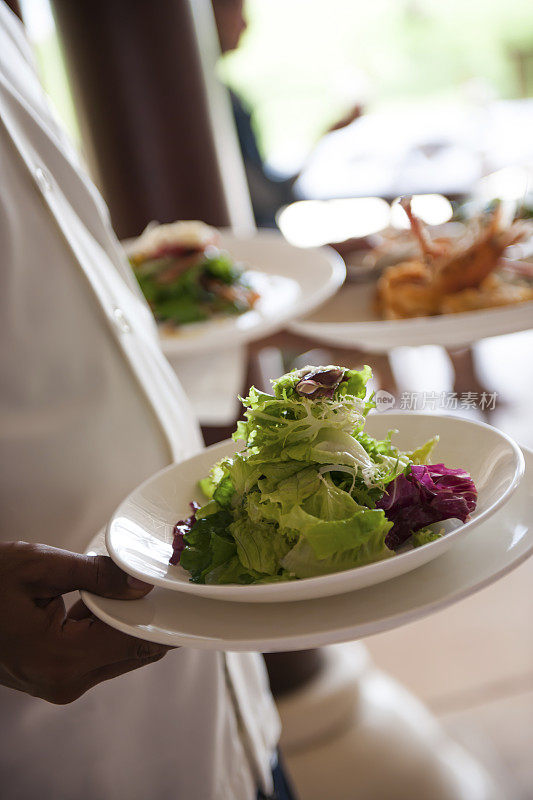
[179,510,236,582]
[203,556,262,585]
[412,528,443,548]
[229,517,292,575]
[302,475,359,521]
[406,436,439,465]
[377,464,477,550]
[281,510,393,579]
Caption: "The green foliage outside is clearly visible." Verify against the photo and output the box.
[220,0,533,166]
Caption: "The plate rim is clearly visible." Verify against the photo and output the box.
[105,412,525,601]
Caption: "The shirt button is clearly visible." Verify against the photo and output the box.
[112,307,132,333]
[35,166,53,193]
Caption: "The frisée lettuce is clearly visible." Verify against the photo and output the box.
[173,366,476,584]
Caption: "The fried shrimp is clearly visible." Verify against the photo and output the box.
[377,199,531,319]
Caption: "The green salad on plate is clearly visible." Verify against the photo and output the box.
[170,366,476,584]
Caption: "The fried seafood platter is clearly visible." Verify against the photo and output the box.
[376,199,533,320]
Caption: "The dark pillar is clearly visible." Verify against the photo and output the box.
[50,0,253,239]
[5,0,22,20]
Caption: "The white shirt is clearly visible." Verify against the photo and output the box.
[0,6,280,799]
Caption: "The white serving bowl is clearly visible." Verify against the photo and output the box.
[106,412,524,603]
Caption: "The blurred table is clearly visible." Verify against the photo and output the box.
[295,99,533,201]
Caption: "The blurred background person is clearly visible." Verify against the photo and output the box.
[212,0,363,227]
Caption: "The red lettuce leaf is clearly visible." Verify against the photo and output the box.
[376,464,477,550]
[169,501,200,565]
[295,367,346,399]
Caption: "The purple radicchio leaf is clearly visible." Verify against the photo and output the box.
[295,366,346,399]
[169,501,200,565]
[376,464,477,551]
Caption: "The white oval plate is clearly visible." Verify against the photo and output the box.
[288,281,533,353]
[105,413,524,603]
[154,230,345,357]
[85,445,533,650]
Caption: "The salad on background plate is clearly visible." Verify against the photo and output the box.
[171,365,477,585]
[128,220,259,326]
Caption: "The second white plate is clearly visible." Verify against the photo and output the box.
[289,280,533,353]
[105,413,524,603]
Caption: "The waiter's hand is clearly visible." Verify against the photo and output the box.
[0,541,171,704]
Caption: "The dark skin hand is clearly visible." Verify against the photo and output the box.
[0,541,172,705]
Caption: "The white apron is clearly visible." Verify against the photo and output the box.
[0,6,280,799]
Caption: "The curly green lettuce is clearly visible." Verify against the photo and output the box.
[174,365,441,584]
